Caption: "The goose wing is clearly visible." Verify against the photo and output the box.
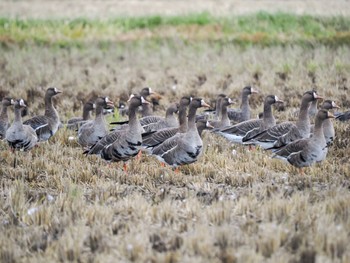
[87,130,125,155]
[273,138,308,159]
[152,134,181,157]
[24,115,49,130]
[221,119,261,136]
[245,122,294,143]
[142,127,179,148]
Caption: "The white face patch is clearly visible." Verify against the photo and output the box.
[275,96,279,102]
[313,92,317,99]
[141,97,148,104]
[19,99,26,107]
[228,98,233,104]
[92,103,96,109]
[148,87,152,94]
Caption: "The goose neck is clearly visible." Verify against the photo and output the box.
[178,105,188,132]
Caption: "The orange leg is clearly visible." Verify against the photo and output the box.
[136,150,142,161]
[123,162,128,173]
[248,145,256,151]
[160,162,165,167]
[174,167,179,173]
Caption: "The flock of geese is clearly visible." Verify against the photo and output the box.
[0,86,349,172]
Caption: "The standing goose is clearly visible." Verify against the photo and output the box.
[87,95,146,164]
[78,97,114,148]
[228,86,258,123]
[0,97,15,140]
[23,87,61,141]
[141,96,192,152]
[218,95,283,143]
[6,99,38,151]
[208,97,234,129]
[151,98,210,167]
[244,90,322,149]
[66,101,95,130]
[273,109,335,167]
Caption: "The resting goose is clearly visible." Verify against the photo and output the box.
[23,87,61,141]
[151,98,210,167]
[196,93,226,121]
[208,97,234,129]
[66,101,95,130]
[228,86,258,123]
[6,99,38,151]
[78,97,114,148]
[314,100,339,146]
[140,87,161,117]
[197,120,214,137]
[142,103,179,132]
[218,95,283,143]
[335,110,350,122]
[273,109,334,167]
[0,97,14,140]
[87,95,146,164]
[141,96,192,152]
[244,90,322,149]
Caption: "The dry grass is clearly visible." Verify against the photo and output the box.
[1,43,350,262]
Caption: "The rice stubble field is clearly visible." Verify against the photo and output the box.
[1,2,350,263]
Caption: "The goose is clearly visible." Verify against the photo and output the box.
[86,95,146,165]
[6,99,38,151]
[208,97,234,129]
[0,97,15,140]
[335,110,350,122]
[78,97,114,148]
[292,98,318,119]
[273,109,335,168]
[23,87,61,141]
[66,101,95,130]
[218,95,283,143]
[142,103,179,132]
[312,100,339,146]
[151,98,210,167]
[244,90,322,149]
[196,93,226,121]
[111,102,179,132]
[196,120,214,137]
[228,86,258,123]
[141,96,192,152]
[140,87,161,117]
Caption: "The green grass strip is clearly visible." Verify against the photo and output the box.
[1,12,350,47]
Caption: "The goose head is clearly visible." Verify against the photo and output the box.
[96,97,114,109]
[190,98,210,109]
[179,96,192,107]
[46,87,62,97]
[2,97,14,107]
[317,109,335,121]
[243,86,259,95]
[14,99,27,109]
[322,100,340,110]
[265,95,284,105]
